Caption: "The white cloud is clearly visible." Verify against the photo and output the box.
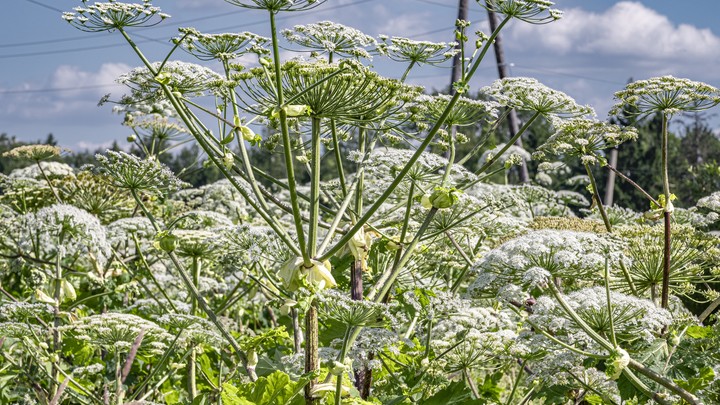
[50,63,130,100]
[376,12,434,38]
[508,2,720,62]
[0,63,131,125]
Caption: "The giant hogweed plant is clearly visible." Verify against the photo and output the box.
[0,0,718,403]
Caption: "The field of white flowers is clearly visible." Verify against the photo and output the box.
[1,0,720,404]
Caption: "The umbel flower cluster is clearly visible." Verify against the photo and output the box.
[2,0,717,404]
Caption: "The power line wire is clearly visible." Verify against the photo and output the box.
[0,84,114,95]
[511,64,626,85]
[22,0,62,13]
[2,0,375,52]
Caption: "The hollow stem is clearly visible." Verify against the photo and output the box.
[660,113,671,309]
[304,302,319,405]
[308,117,322,259]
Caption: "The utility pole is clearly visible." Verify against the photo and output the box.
[450,0,469,92]
[445,0,469,160]
[604,148,618,205]
[487,6,530,183]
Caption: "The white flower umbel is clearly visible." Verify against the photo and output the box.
[9,162,75,180]
[697,192,720,213]
[412,94,500,127]
[610,76,720,118]
[3,145,65,161]
[16,204,112,269]
[482,77,594,118]
[60,313,172,356]
[282,21,376,60]
[430,293,519,370]
[529,287,672,346]
[534,118,638,166]
[466,229,627,299]
[376,36,458,65]
[237,59,409,123]
[63,1,170,32]
[224,0,326,12]
[95,150,186,196]
[176,27,269,62]
[117,61,224,105]
[479,0,563,24]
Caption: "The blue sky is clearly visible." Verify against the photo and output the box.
[1,0,720,150]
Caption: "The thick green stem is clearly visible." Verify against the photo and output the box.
[51,247,63,401]
[270,11,309,265]
[441,134,456,186]
[547,283,613,352]
[334,328,352,405]
[330,120,348,199]
[188,256,201,400]
[304,302,319,405]
[604,257,618,347]
[628,359,703,405]
[308,117,322,258]
[115,351,123,405]
[354,127,366,219]
[400,61,416,82]
[660,113,671,309]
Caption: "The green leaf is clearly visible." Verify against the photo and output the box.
[235,371,309,405]
[221,382,254,405]
[197,353,217,383]
[584,394,605,404]
[423,381,481,405]
[676,366,715,392]
[686,325,713,339]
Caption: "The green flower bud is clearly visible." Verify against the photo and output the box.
[278,257,336,292]
[61,279,77,302]
[223,151,234,169]
[283,104,312,117]
[247,350,259,368]
[127,134,137,143]
[35,289,56,305]
[154,230,177,253]
[423,187,461,209]
[154,72,171,85]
